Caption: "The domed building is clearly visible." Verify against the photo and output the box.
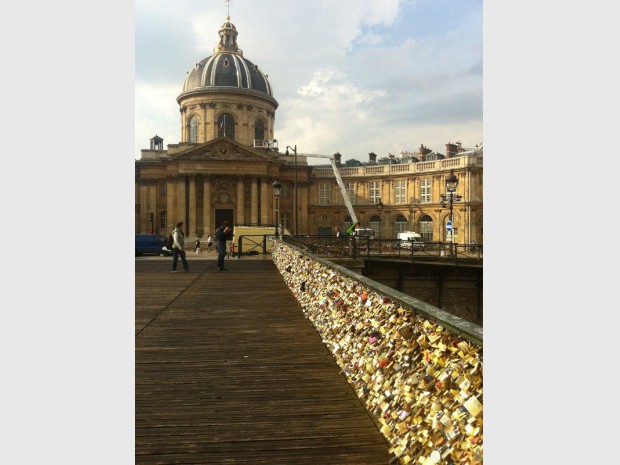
[178,16,277,146]
[135,16,305,239]
[135,16,483,248]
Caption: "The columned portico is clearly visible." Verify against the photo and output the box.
[188,175,197,237]
[203,176,212,236]
[236,177,244,225]
[177,175,186,229]
[166,177,176,233]
[251,177,258,225]
[260,177,269,226]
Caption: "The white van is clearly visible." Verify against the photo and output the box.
[354,228,374,239]
[396,231,425,249]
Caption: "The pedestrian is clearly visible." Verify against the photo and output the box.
[207,234,213,252]
[335,227,346,238]
[215,220,231,271]
[194,235,201,254]
[171,221,190,273]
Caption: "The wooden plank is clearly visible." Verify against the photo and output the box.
[136,258,392,465]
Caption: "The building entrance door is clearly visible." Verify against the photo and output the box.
[215,209,234,238]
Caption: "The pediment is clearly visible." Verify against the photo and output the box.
[171,138,274,162]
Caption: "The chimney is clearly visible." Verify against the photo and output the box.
[368,152,377,163]
[445,143,458,158]
[418,144,432,161]
[333,152,342,167]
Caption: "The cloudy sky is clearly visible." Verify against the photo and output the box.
[136,0,482,162]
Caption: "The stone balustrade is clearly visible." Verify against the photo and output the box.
[310,154,482,178]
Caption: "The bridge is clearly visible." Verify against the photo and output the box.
[136,241,483,464]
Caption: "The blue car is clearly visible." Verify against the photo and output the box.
[135,234,172,256]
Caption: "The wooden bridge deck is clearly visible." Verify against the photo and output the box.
[135,256,392,465]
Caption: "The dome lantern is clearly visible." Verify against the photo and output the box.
[215,15,241,55]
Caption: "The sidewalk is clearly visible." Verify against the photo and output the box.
[135,258,392,464]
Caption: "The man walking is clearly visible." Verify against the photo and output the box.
[215,220,231,271]
[171,221,190,273]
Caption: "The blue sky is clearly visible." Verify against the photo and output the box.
[135,0,483,161]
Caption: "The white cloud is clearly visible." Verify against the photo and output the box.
[135,0,482,161]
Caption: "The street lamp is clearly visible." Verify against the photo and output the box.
[377,198,384,211]
[285,145,298,235]
[440,169,462,256]
[272,179,282,239]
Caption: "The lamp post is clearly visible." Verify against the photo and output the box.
[272,179,282,239]
[285,145,298,235]
[440,169,461,256]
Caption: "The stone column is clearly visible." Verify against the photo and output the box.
[250,177,258,225]
[207,103,216,140]
[148,182,157,233]
[189,175,197,237]
[140,183,148,233]
[166,177,176,233]
[176,176,186,232]
[203,176,212,237]
[180,106,187,142]
[260,177,270,226]
[236,177,245,225]
[200,102,207,143]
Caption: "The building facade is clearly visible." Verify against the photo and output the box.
[135,16,483,245]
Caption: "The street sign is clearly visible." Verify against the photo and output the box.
[446,221,453,231]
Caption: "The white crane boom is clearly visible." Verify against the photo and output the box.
[299,153,358,225]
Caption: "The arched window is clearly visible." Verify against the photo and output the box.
[189,117,199,143]
[254,119,265,145]
[218,113,235,139]
[394,214,407,234]
[369,214,382,238]
[420,215,433,242]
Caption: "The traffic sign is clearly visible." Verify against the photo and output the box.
[446,221,453,231]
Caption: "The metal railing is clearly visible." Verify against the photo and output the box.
[236,234,274,257]
[282,235,483,262]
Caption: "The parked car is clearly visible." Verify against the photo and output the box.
[135,234,172,256]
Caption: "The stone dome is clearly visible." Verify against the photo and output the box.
[179,16,274,100]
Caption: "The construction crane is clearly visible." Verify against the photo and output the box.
[299,153,358,225]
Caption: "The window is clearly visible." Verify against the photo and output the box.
[281,212,290,232]
[218,113,235,139]
[319,183,331,205]
[345,182,356,205]
[370,181,381,204]
[254,119,265,144]
[281,183,290,199]
[159,182,166,197]
[369,214,382,238]
[189,117,199,143]
[395,180,406,204]
[160,211,167,230]
[395,214,407,234]
[420,215,433,242]
[421,178,432,203]
[446,224,459,243]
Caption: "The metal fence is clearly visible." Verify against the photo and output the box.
[281,235,483,262]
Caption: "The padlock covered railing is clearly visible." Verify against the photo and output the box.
[273,241,483,464]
